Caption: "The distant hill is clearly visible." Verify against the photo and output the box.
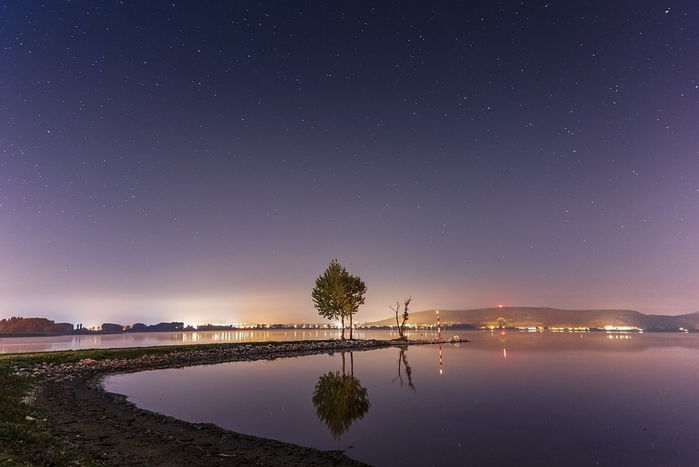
[363,307,699,331]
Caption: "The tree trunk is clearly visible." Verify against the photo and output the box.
[349,314,353,340]
[341,316,345,340]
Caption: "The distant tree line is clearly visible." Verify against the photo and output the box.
[0,317,73,336]
[0,318,188,336]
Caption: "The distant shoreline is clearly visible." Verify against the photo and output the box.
[1,326,696,341]
[4,307,698,339]
[366,307,699,332]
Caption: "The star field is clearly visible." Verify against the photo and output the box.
[1,1,698,325]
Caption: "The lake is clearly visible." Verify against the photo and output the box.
[104,331,699,466]
[0,329,425,354]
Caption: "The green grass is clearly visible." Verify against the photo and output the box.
[0,364,98,466]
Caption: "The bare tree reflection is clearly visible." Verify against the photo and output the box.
[312,351,370,440]
[393,346,416,391]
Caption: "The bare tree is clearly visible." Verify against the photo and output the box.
[390,296,411,340]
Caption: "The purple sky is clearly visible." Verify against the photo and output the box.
[1,1,698,326]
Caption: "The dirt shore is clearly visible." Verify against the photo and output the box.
[18,339,442,466]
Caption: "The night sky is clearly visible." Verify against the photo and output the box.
[2,1,698,326]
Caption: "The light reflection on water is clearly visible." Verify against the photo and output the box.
[104,332,699,466]
[0,329,438,354]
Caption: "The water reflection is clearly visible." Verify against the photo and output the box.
[394,346,416,391]
[104,334,699,467]
[6,329,699,354]
[0,329,445,354]
[312,352,370,439]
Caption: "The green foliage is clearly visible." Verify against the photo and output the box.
[312,260,367,338]
[342,274,367,320]
[312,371,370,439]
[311,259,346,322]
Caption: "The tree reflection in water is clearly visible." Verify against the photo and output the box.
[394,346,416,391]
[312,352,370,440]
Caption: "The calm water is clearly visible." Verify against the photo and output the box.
[104,332,699,466]
[0,329,432,354]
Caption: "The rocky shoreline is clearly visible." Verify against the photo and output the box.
[16,338,446,466]
[14,338,438,380]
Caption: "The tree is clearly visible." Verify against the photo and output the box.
[312,259,346,337]
[312,259,367,340]
[312,352,370,439]
[390,296,411,340]
[342,273,367,340]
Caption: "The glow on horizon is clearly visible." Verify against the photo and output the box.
[0,295,286,329]
[3,291,699,329]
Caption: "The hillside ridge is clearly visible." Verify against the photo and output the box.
[363,307,699,331]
